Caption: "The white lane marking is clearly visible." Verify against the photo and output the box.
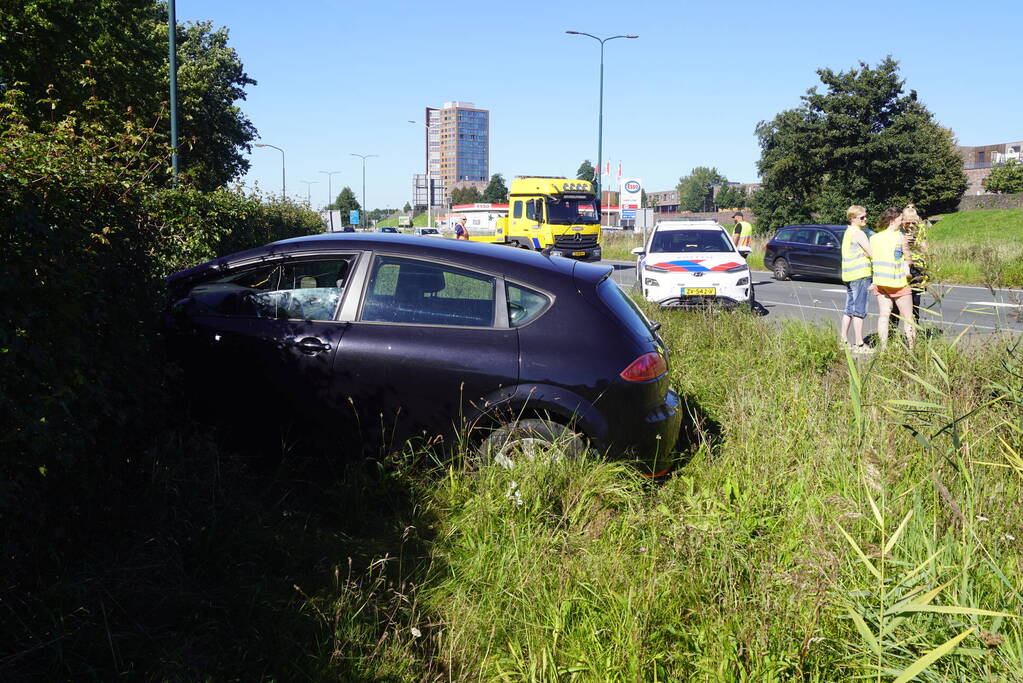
[822,288,847,293]
[756,299,1018,332]
[966,301,1021,308]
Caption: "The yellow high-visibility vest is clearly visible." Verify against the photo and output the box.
[869,229,908,288]
[735,221,753,247]
[841,225,871,282]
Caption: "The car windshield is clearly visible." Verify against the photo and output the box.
[650,229,733,253]
[420,228,439,234]
[545,196,599,225]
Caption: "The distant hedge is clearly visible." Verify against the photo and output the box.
[0,89,321,577]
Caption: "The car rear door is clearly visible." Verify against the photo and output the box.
[333,254,518,453]
[785,228,816,275]
[810,229,843,278]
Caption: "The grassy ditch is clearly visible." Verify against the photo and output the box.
[928,210,1023,288]
[8,309,1023,680]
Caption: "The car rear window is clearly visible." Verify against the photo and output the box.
[597,279,655,342]
[775,228,795,242]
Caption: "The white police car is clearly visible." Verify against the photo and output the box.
[631,220,753,308]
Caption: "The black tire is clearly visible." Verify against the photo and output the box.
[478,419,587,469]
[772,257,791,281]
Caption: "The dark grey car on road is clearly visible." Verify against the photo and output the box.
[764,224,849,281]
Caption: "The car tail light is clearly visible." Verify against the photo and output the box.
[620,352,667,382]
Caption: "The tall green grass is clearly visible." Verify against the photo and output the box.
[12,307,1023,680]
[298,311,1023,681]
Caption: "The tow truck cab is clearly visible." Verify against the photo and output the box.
[474,176,602,262]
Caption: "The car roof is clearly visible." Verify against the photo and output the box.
[775,224,846,231]
[166,233,613,292]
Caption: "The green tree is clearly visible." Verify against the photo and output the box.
[983,159,1023,194]
[677,167,727,212]
[172,21,257,189]
[450,186,482,205]
[333,187,360,225]
[403,202,412,213]
[577,159,596,182]
[481,173,509,203]
[0,1,257,191]
[753,57,967,232]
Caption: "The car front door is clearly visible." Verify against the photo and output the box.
[181,255,359,449]
[334,254,518,454]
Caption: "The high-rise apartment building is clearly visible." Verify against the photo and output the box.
[423,101,489,197]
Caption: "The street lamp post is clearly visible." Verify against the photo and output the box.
[254,143,286,198]
[319,170,342,231]
[299,180,318,206]
[408,120,436,230]
[565,31,638,226]
[349,153,378,227]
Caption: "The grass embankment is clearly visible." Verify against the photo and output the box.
[929,210,1023,287]
[376,212,432,228]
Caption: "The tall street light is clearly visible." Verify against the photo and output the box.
[409,119,436,230]
[299,180,318,206]
[319,170,342,231]
[349,153,378,227]
[168,0,179,178]
[254,143,286,198]
[565,31,638,225]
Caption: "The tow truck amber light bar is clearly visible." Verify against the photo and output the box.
[620,352,667,382]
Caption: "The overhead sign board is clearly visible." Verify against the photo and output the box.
[349,209,360,225]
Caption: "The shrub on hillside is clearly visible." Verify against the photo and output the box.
[0,88,320,580]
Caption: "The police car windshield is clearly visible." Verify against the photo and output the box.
[650,229,733,253]
[546,197,599,225]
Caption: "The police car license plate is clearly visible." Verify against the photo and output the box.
[572,251,586,256]
[683,287,716,296]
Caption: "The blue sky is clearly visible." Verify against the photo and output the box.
[196,0,1022,210]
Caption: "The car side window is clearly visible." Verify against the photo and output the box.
[361,256,496,327]
[194,258,352,320]
[775,229,795,242]
[815,230,838,247]
[792,229,814,244]
[507,283,550,326]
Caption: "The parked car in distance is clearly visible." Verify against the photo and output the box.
[631,220,753,308]
[163,234,682,473]
[413,227,443,237]
[341,226,356,233]
[377,226,399,234]
[764,224,851,281]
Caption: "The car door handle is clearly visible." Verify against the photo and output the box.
[288,337,331,355]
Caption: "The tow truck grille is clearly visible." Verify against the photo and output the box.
[554,233,598,249]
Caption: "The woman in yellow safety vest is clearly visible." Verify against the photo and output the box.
[869,207,916,349]
[839,205,873,352]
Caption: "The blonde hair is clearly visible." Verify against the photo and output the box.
[902,204,922,223]
[846,205,866,222]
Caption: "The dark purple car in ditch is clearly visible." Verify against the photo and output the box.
[163,234,682,472]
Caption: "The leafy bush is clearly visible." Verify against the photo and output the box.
[0,87,320,584]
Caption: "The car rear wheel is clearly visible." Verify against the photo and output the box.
[478,419,587,469]
[772,257,791,281]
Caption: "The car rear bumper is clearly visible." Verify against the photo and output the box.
[601,387,682,474]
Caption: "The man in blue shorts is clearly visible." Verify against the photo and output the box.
[839,204,874,353]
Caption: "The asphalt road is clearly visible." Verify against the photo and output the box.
[606,260,1023,336]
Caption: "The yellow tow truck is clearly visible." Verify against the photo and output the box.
[470,176,602,261]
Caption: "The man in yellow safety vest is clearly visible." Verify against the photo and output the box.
[732,213,753,249]
[839,205,874,352]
